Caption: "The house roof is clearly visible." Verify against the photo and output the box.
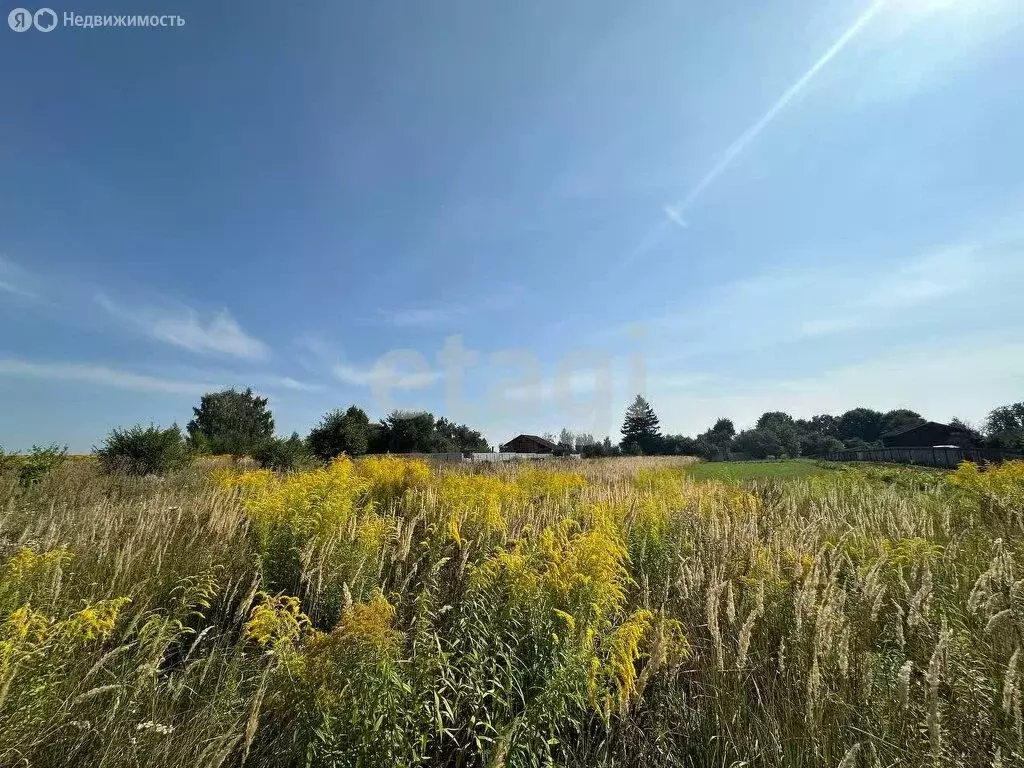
[881,420,951,438]
[503,434,559,450]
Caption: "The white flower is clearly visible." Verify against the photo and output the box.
[136,721,175,735]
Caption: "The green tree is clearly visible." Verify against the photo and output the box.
[662,434,698,456]
[985,402,1024,450]
[949,417,984,448]
[186,388,274,456]
[253,432,316,472]
[808,414,840,437]
[575,433,596,450]
[838,408,885,444]
[434,417,490,452]
[732,429,783,459]
[755,412,800,456]
[620,395,662,455]
[799,433,844,457]
[307,406,372,460]
[381,411,438,453]
[756,411,795,432]
[881,409,925,436]
[709,418,736,442]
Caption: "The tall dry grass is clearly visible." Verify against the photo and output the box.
[0,455,1021,767]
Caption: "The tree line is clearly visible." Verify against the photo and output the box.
[577,394,1024,461]
[87,388,491,475]
[8,387,1022,476]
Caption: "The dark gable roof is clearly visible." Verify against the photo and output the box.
[881,420,951,438]
[505,434,559,450]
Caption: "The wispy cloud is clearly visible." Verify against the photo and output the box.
[610,239,1018,359]
[650,336,1024,435]
[273,376,324,393]
[377,306,468,328]
[796,246,981,337]
[0,358,216,395]
[376,286,523,329]
[0,357,323,398]
[157,363,326,395]
[296,334,441,391]
[332,360,441,391]
[97,295,269,360]
[499,371,605,402]
[0,256,37,300]
[0,281,34,299]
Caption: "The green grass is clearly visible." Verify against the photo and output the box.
[684,458,834,482]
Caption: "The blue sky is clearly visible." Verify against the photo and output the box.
[2,0,1023,452]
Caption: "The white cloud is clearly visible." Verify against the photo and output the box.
[603,240,1019,360]
[0,257,37,300]
[0,281,34,299]
[97,295,268,360]
[332,360,441,391]
[797,247,979,338]
[0,358,323,399]
[649,337,1024,435]
[376,286,523,329]
[499,371,605,402]
[377,306,467,328]
[274,376,324,393]
[0,358,216,395]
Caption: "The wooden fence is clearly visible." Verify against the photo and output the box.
[820,446,1023,468]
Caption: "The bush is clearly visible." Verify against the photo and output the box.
[95,424,190,475]
[3,444,68,488]
[799,433,845,457]
[732,428,783,459]
[253,433,317,472]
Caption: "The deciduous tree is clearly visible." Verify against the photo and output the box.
[187,388,274,456]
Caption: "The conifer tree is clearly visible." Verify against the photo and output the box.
[620,394,662,455]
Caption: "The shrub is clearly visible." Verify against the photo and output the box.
[95,424,189,475]
[253,433,317,472]
[7,444,68,487]
[799,432,845,456]
[732,428,783,459]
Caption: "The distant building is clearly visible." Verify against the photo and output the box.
[881,421,960,448]
[499,434,559,454]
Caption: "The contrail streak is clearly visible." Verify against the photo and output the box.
[665,0,890,224]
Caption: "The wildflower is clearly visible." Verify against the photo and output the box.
[136,721,175,735]
[244,593,312,651]
[333,590,402,654]
[57,598,131,642]
[3,605,49,644]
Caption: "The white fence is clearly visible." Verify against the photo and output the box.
[364,452,580,464]
[469,452,580,462]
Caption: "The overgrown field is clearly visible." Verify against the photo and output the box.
[1,456,1023,767]
[683,458,835,482]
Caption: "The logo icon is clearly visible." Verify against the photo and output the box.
[33,7,57,31]
[8,7,33,31]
